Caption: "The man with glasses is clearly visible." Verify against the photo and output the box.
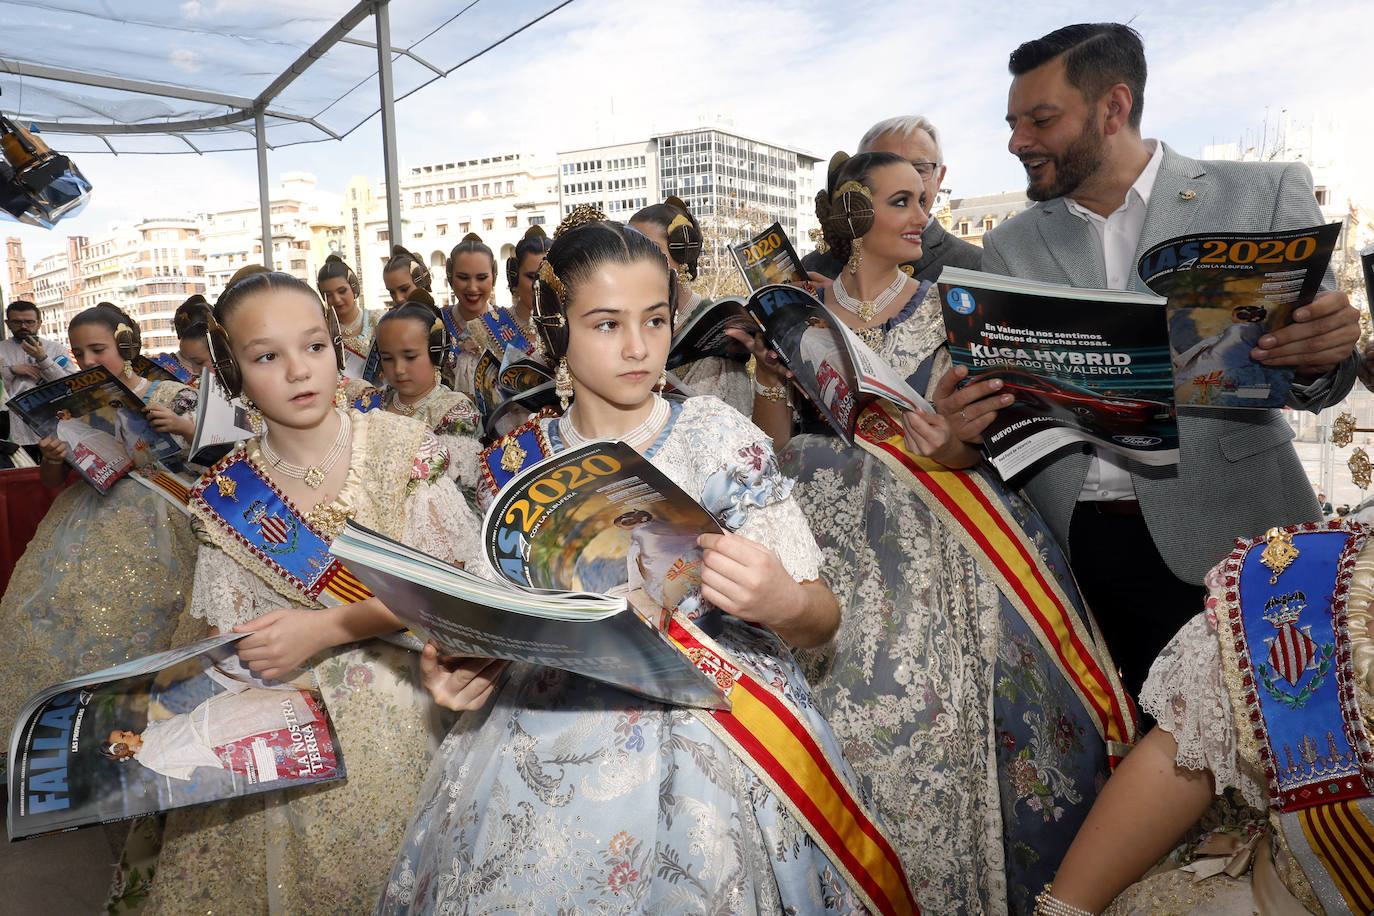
[1,300,74,461]
[801,115,983,283]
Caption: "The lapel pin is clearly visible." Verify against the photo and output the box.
[1179,189,1196,200]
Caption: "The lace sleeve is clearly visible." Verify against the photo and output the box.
[734,496,822,582]
[187,544,290,632]
[678,358,752,416]
[400,473,483,569]
[1140,612,1268,809]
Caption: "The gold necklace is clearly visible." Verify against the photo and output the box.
[260,409,351,489]
[833,270,905,323]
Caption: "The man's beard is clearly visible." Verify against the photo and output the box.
[1024,119,1107,201]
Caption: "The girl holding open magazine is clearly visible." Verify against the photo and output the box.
[140,269,483,914]
[736,151,1137,914]
[378,209,913,915]
[0,305,200,766]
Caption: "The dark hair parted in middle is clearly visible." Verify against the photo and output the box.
[1008,23,1146,129]
[384,246,432,292]
[447,232,496,282]
[505,225,552,291]
[173,294,213,341]
[814,150,908,265]
[70,302,141,360]
[376,289,450,367]
[531,220,676,362]
[207,271,344,397]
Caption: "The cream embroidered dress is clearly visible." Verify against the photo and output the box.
[673,291,752,415]
[378,396,869,915]
[378,384,482,497]
[142,409,482,915]
[781,287,1118,916]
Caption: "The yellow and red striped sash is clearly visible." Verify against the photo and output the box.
[128,467,193,515]
[1297,799,1374,914]
[666,615,918,916]
[853,400,1137,763]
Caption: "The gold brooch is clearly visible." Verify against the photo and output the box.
[1333,411,1357,448]
[214,474,238,502]
[1351,447,1372,490]
[1259,527,1300,585]
[1179,189,1196,200]
[500,441,527,473]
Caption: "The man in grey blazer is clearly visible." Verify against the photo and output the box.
[947,23,1361,701]
[801,115,982,283]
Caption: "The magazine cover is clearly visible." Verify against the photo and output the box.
[498,347,553,398]
[472,348,502,422]
[1137,222,1340,408]
[938,267,1177,477]
[8,633,344,840]
[483,381,557,442]
[6,365,184,493]
[188,367,254,465]
[729,221,807,291]
[134,354,187,385]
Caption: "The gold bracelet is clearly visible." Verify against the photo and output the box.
[1034,887,1094,916]
[752,378,789,403]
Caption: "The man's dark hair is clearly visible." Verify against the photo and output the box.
[1009,23,1146,129]
[5,300,39,318]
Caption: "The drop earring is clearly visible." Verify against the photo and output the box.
[242,395,265,437]
[847,237,863,276]
[655,370,667,393]
[555,357,574,410]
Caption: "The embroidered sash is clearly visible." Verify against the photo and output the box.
[852,399,1138,763]
[146,352,196,385]
[128,465,194,515]
[190,450,374,608]
[1220,522,1374,915]
[352,389,385,413]
[482,422,918,914]
[668,615,918,915]
[471,309,535,358]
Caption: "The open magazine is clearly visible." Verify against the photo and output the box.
[730,221,807,291]
[1138,223,1340,408]
[329,441,730,709]
[6,365,185,492]
[938,266,1178,478]
[675,285,931,445]
[1362,242,1374,308]
[188,367,254,465]
[7,633,344,840]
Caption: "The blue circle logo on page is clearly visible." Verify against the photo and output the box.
[947,287,976,314]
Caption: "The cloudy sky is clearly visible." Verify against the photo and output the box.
[7,0,1372,262]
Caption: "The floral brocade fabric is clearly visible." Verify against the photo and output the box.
[378,396,870,915]
[783,289,1114,916]
[141,410,479,915]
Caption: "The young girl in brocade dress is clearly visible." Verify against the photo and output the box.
[378,211,912,915]
[140,271,482,914]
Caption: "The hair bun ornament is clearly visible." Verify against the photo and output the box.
[553,203,608,240]
[825,179,876,241]
[173,294,211,336]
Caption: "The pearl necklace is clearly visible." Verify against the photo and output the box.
[260,409,351,489]
[833,270,906,323]
[560,394,670,452]
[338,310,364,339]
[388,384,441,418]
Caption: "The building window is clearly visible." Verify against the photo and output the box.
[529,215,545,226]
[1315,186,1330,206]
[482,218,493,231]
[425,191,433,204]
[438,224,448,236]
[505,180,514,194]
[378,230,389,242]
[958,221,970,236]
[460,186,467,199]
[983,217,994,232]
[413,193,421,205]
[506,216,518,228]
[482,183,490,196]
[448,187,456,200]
[459,222,470,234]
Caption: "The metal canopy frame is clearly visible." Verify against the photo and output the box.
[0,0,576,266]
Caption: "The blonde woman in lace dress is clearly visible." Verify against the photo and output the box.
[141,271,481,914]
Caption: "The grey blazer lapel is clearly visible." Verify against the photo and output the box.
[1130,144,1209,292]
[1035,198,1106,287]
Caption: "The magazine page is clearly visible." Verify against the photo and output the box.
[1361,242,1374,307]
[729,222,807,292]
[7,633,344,840]
[359,339,382,385]
[341,343,369,381]
[483,381,558,441]
[189,367,253,465]
[666,297,753,370]
[6,366,183,493]
[837,323,932,414]
[330,517,728,709]
[132,355,181,385]
[497,346,552,398]
[1137,223,1340,408]
[937,267,1177,478]
[744,284,863,443]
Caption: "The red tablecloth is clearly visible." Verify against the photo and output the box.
[0,467,70,595]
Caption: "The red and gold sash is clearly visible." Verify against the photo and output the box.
[853,400,1137,763]
[667,614,918,916]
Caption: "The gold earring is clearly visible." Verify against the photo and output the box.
[241,395,265,437]
[123,359,134,378]
[655,370,667,393]
[555,357,574,410]
[676,263,691,286]
[433,367,442,388]
[333,371,348,409]
[847,237,863,276]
